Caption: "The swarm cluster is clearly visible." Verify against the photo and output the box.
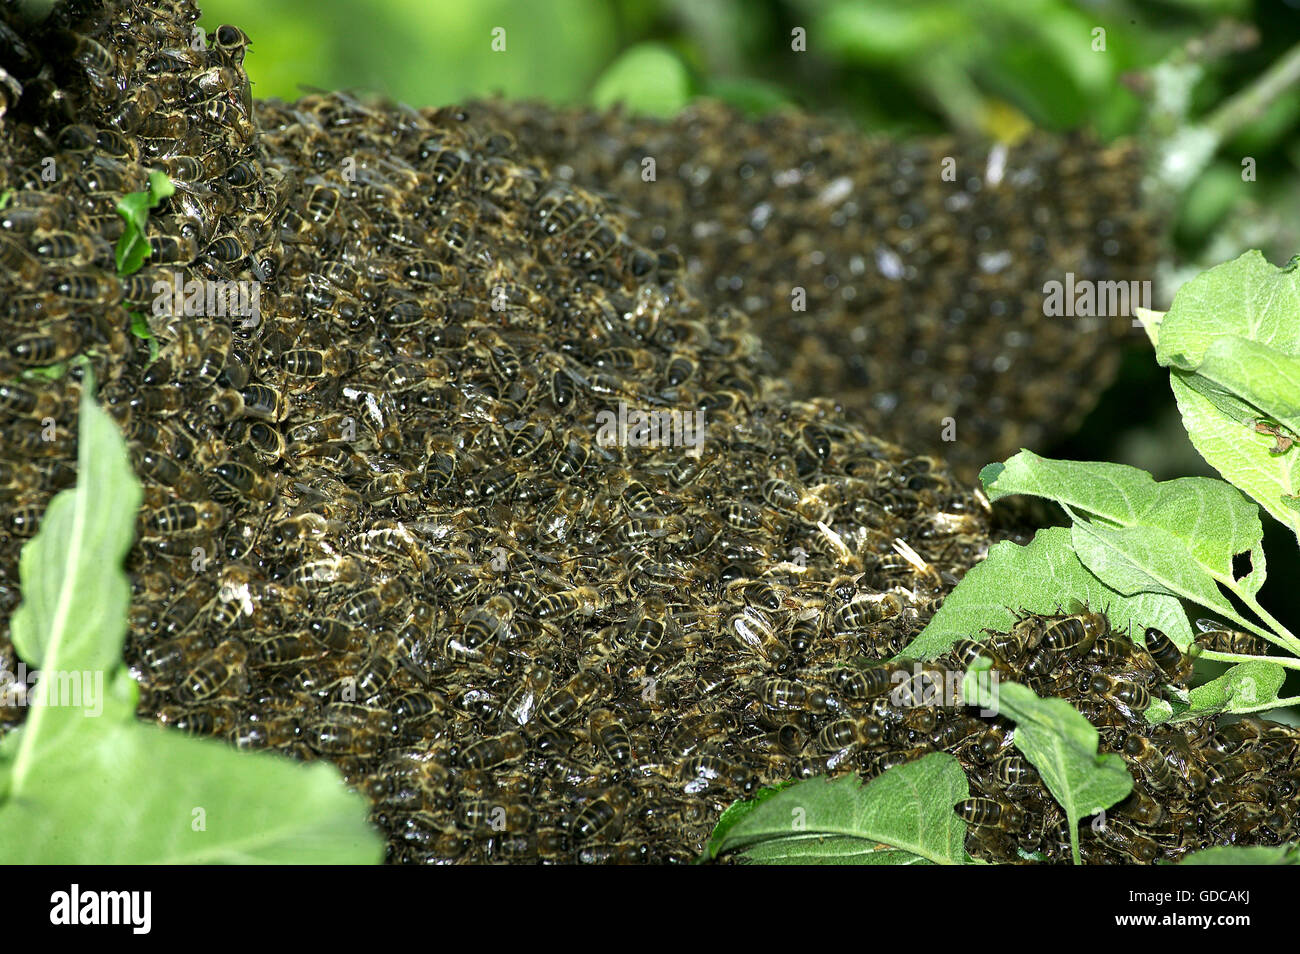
[0,0,1293,865]
[468,100,1157,480]
[933,615,1296,863]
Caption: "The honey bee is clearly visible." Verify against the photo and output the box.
[204,232,249,264]
[340,579,409,624]
[144,501,224,536]
[0,382,62,419]
[727,606,791,671]
[306,617,364,654]
[203,98,255,145]
[500,664,554,728]
[992,755,1036,788]
[830,592,903,633]
[955,798,1024,832]
[679,753,758,796]
[536,585,605,622]
[281,348,352,379]
[829,664,895,701]
[1093,817,1160,864]
[1193,620,1274,657]
[815,718,861,753]
[589,709,633,766]
[63,30,117,91]
[30,230,102,266]
[1144,627,1193,683]
[570,786,631,842]
[755,677,811,712]
[210,460,276,503]
[286,554,361,590]
[1041,610,1107,656]
[390,690,443,727]
[308,714,389,759]
[7,326,81,366]
[107,86,162,134]
[1080,672,1149,720]
[148,576,217,640]
[1122,734,1176,791]
[253,634,322,667]
[461,732,526,770]
[176,640,249,703]
[156,704,239,737]
[212,24,252,64]
[1208,720,1267,756]
[234,420,286,462]
[442,595,514,660]
[539,670,607,727]
[240,384,287,422]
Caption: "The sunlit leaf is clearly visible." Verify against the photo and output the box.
[982,450,1265,598]
[0,720,383,864]
[705,753,973,865]
[1184,660,1286,716]
[1172,375,1300,544]
[899,527,1192,659]
[1155,250,1300,370]
[704,780,794,860]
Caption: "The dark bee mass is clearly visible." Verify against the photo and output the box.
[465,100,1158,482]
[0,0,1293,865]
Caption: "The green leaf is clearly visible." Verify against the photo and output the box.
[735,834,938,865]
[0,373,384,863]
[9,375,140,680]
[1173,368,1269,426]
[1171,374,1300,544]
[982,450,1266,599]
[1143,698,1174,724]
[21,363,69,381]
[1177,843,1300,865]
[1134,306,1164,348]
[1184,661,1286,716]
[1155,250,1300,371]
[591,43,693,117]
[114,171,175,276]
[0,720,383,864]
[1190,336,1300,439]
[1069,521,1240,615]
[0,189,12,210]
[130,311,159,363]
[147,169,176,203]
[706,753,973,865]
[704,780,794,860]
[129,312,152,340]
[963,663,1133,865]
[1155,251,1300,545]
[899,526,1192,659]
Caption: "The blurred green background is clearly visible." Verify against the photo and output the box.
[201,0,1300,275]
[199,0,1300,699]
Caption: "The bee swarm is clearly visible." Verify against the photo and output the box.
[0,0,1295,864]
